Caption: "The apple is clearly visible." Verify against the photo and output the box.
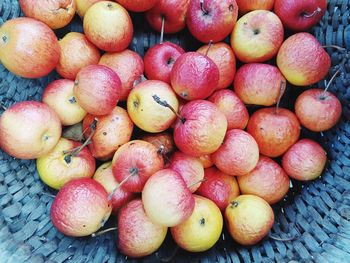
[295,89,342,132]
[56,32,101,80]
[237,156,290,204]
[99,50,144,101]
[274,0,327,32]
[0,101,61,159]
[141,132,175,158]
[0,17,60,78]
[198,154,214,168]
[93,162,136,213]
[51,178,112,237]
[42,79,87,126]
[112,140,164,193]
[208,89,249,130]
[117,0,158,12]
[282,139,327,181]
[196,167,240,211]
[144,42,185,84]
[197,42,236,90]
[277,32,331,86]
[171,52,219,100]
[212,129,259,176]
[233,63,286,106]
[76,0,103,17]
[225,195,274,245]
[36,138,95,190]
[171,195,223,252]
[169,152,205,192]
[236,0,275,14]
[127,80,179,133]
[118,199,168,258]
[186,0,238,43]
[82,106,134,160]
[146,0,190,34]
[231,10,284,63]
[83,1,133,52]
[142,169,195,227]
[74,65,122,116]
[19,0,76,29]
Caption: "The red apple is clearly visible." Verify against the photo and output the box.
[186,0,238,43]
[0,101,61,159]
[74,65,122,116]
[112,140,164,193]
[117,0,158,12]
[99,50,144,101]
[51,178,112,237]
[141,132,175,158]
[208,89,249,130]
[295,89,342,132]
[146,0,190,34]
[236,0,275,14]
[83,1,133,52]
[171,52,219,100]
[247,107,301,157]
[282,139,327,181]
[144,42,185,84]
[274,0,327,32]
[231,10,284,63]
[277,32,331,86]
[56,32,101,80]
[76,0,103,17]
[198,154,214,168]
[142,169,195,227]
[0,17,60,78]
[196,167,240,211]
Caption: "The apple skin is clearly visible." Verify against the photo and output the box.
[0,101,61,159]
[144,42,185,84]
[0,17,60,79]
[56,32,101,80]
[295,89,342,132]
[274,0,327,32]
[42,79,87,126]
[237,156,290,204]
[117,0,158,12]
[186,0,238,43]
[36,138,95,190]
[50,178,112,237]
[19,0,76,29]
[282,139,327,181]
[169,152,204,192]
[236,0,275,14]
[76,0,103,17]
[231,10,284,63]
[233,63,286,106]
[197,42,236,90]
[277,33,331,86]
[127,80,179,133]
[83,1,133,52]
[198,155,214,168]
[174,100,227,157]
[112,140,164,193]
[146,0,190,34]
[212,129,259,176]
[99,50,144,101]
[142,169,195,227]
[171,52,219,100]
[196,167,240,211]
[247,107,301,158]
[208,89,249,130]
[93,162,136,213]
[82,106,134,160]
[74,65,122,116]
[118,199,168,258]
[141,132,175,159]
[170,195,223,252]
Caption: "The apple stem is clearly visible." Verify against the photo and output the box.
[187,178,206,190]
[42,192,56,198]
[302,7,321,18]
[200,0,209,15]
[321,67,341,98]
[322,45,347,52]
[160,16,165,44]
[91,227,118,238]
[152,95,186,123]
[205,40,213,56]
[107,169,138,201]
[275,80,286,114]
[0,103,7,111]
[269,233,297,242]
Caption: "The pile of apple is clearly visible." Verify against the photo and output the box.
[0,0,343,258]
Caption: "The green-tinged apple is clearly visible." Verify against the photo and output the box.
[171,195,223,252]
[117,0,158,12]
[76,0,103,17]
[51,178,112,237]
[198,155,214,168]
[0,101,61,159]
[0,17,60,78]
[231,10,284,63]
[141,132,175,159]
[236,0,275,14]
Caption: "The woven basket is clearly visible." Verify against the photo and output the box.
[1,1,349,262]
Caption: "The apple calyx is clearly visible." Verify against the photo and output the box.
[274,80,286,114]
[68,96,77,104]
[200,0,209,16]
[199,218,206,226]
[91,227,118,238]
[152,94,186,123]
[302,7,321,18]
[1,34,8,45]
[52,0,73,13]
[230,201,239,208]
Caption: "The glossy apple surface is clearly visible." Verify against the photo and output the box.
[236,0,275,14]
